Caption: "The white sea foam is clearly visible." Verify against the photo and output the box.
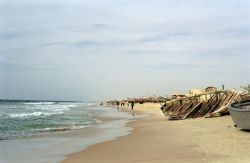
[5,103,81,119]
[33,125,89,132]
[24,102,55,105]
[8,111,63,118]
[33,105,71,111]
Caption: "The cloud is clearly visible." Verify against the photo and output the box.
[1,0,249,100]
[40,41,68,47]
[91,23,109,30]
[73,40,98,48]
[0,31,24,40]
[137,32,191,43]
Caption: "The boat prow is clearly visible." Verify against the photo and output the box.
[229,99,250,130]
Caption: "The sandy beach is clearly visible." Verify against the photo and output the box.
[63,103,250,163]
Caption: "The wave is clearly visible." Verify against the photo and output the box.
[33,125,90,132]
[24,102,55,105]
[32,105,71,111]
[23,104,77,114]
[2,103,83,119]
[7,111,63,118]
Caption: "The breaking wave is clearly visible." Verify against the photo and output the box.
[7,111,62,118]
[24,102,55,105]
[0,100,101,140]
[32,125,89,132]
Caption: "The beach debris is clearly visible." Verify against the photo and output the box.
[161,88,242,120]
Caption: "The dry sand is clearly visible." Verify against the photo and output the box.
[63,103,250,163]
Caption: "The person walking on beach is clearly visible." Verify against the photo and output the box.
[131,101,134,110]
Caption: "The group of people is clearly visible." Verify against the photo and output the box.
[116,101,135,110]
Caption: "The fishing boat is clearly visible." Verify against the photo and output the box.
[160,90,238,120]
[229,99,250,130]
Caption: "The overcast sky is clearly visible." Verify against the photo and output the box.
[0,0,249,101]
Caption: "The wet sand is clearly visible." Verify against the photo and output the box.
[63,103,250,163]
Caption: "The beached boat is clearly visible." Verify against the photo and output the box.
[160,90,238,120]
[229,99,250,130]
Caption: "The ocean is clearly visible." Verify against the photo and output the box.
[0,100,139,163]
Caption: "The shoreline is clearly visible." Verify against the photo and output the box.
[63,103,250,163]
[0,105,137,163]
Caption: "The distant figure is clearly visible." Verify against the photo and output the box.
[116,101,119,107]
[131,101,134,110]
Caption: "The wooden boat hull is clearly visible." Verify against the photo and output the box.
[160,91,238,120]
[229,99,250,130]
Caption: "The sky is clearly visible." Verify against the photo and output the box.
[0,0,249,101]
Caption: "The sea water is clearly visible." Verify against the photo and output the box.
[0,100,139,163]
